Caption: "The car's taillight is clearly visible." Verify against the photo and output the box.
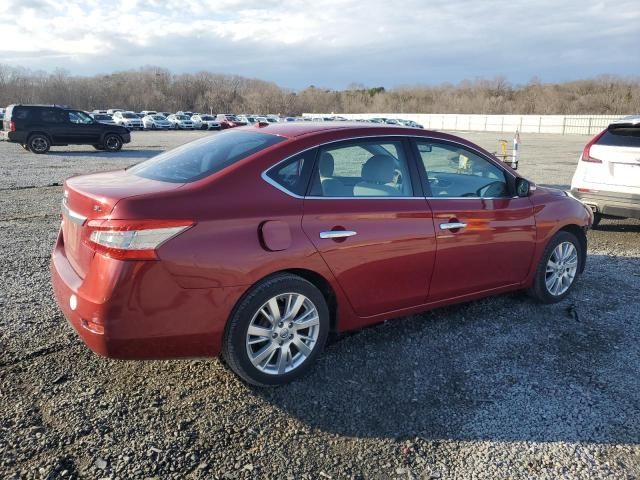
[9,120,16,132]
[84,219,193,260]
[581,129,607,163]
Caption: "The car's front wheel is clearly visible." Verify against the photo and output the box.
[222,274,330,386]
[103,134,123,152]
[28,134,51,154]
[528,231,582,303]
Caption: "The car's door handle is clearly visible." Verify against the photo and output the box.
[440,222,467,230]
[320,230,357,239]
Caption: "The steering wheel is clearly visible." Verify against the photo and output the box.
[476,181,506,198]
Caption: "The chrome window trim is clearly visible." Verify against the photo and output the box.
[261,134,518,200]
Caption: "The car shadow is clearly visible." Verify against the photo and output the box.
[46,149,162,159]
[538,183,570,190]
[594,222,640,233]
[252,254,640,444]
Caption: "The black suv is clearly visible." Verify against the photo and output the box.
[0,104,131,154]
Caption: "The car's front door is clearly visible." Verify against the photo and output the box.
[67,111,102,144]
[301,137,436,318]
[413,139,536,301]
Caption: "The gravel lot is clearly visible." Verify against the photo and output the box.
[1,130,639,479]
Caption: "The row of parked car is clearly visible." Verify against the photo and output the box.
[89,110,297,131]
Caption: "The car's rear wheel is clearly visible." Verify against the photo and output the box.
[28,134,51,154]
[151,123,156,130]
[592,212,602,228]
[222,274,329,386]
[92,144,105,150]
[103,134,123,152]
[528,231,582,304]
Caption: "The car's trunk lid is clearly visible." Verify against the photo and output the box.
[585,126,640,188]
[62,169,184,278]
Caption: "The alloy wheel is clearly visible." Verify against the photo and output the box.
[545,241,578,296]
[30,136,49,153]
[245,293,320,375]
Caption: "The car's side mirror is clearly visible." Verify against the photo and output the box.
[515,177,533,197]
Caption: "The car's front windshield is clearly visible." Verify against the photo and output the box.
[122,113,137,119]
[176,115,189,120]
[152,115,165,120]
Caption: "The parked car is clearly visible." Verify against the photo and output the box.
[112,111,144,130]
[51,123,592,386]
[90,113,116,126]
[570,115,640,227]
[167,114,194,129]
[106,109,124,115]
[215,114,246,129]
[1,104,130,153]
[142,114,172,130]
[161,112,172,118]
[92,109,108,115]
[266,115,280,123]
[191,114,221,130]
[140,110,158,117]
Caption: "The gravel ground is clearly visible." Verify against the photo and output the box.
[1,130,639,479]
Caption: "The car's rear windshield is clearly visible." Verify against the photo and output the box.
[598,127,640,148]
[129,130,286,183]
[122,112,137,118]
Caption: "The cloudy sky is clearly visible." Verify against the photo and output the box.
[0,0,638,89]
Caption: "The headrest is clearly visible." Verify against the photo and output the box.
[361,155,396,184]
[319,152,334,177]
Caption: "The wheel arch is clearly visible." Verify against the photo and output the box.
[557,223,588,273]
[232,269,339,333]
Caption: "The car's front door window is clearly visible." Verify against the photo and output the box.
[69,111,94,125]
[416,141,509,198]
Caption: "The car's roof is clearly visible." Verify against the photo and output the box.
[610,115,640,127]
[237,121,431,139]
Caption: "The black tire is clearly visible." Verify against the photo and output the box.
[592,212,602,229]
[528,231,583,304]
[21,144,30,151]
[27,134,51,154]
[103,134,123,152]
[222,274,330,387]
[151,123,156,130]
[92,144,106,151]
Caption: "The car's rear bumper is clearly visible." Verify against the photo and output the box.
[570,189,640,219]
[0,130,21,142]
[50,230,245,359]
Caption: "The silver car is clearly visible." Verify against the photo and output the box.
[167,114,194,130]
[143,115,171,130]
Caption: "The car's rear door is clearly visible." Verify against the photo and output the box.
[300,137,436,318]
[412,138,536,301]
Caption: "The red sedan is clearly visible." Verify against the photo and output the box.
[51,123,592,385]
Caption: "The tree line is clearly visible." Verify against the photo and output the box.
[0,64,637,115]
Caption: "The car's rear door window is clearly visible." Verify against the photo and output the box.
[130,130,285,183]
[308,139,413,197]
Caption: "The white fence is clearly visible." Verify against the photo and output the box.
[302,113,625,135]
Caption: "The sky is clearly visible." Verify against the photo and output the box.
[0,0,639,89]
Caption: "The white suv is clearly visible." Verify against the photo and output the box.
[112,111,143,130]
[570,115,640,227]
